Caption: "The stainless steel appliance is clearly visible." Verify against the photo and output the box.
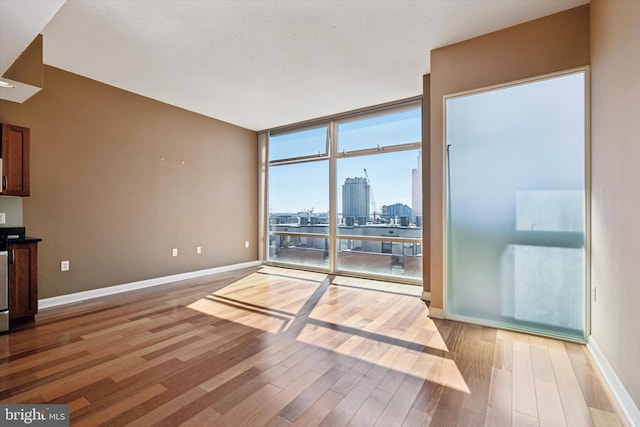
[0,233,8,332]
[0,227,24,333]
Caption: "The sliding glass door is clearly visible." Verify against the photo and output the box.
[445,70,588,340]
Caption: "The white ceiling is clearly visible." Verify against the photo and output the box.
[0,0,65,74]
[3,0,588,131]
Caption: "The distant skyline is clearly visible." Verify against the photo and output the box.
[268,149,421,215]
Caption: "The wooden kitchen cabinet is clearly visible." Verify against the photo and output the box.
[0,123,30,196]
[9,241,38,321]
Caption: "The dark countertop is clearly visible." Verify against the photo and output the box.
[9,236,42,244]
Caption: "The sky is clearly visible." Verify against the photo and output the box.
[268,107,421,214]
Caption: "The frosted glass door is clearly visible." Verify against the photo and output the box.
[445,71,586,340]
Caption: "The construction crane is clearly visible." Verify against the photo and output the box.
[363,168,377,222]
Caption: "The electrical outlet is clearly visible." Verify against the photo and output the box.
[197,246,202,254]
[0,213,5,224]
[172,248,178,257]
[592,286,597,302]
[245,241,250,248]
[61,260,70,271]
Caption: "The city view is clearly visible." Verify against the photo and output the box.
[266,106,423,280]
[269,150,422,227]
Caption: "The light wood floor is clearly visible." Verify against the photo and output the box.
[0,266,625,426]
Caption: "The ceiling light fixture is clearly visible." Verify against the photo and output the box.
[0,80,16,89]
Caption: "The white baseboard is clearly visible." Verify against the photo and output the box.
[588,336,640,427]
[421,291,431,301]
[39,261,262,310]
[428,306,444,319]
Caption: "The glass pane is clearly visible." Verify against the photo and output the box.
[268,235,329,269]
[516,190,583,232]
[338,106,421,152]
[508,245,584,332]
[268,160,328,234]
[269,126,327,161]
[446,72,586,340]
[337,239,422,279]
[337,150,422,234]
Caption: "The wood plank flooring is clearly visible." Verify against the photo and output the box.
[0,266,626,426]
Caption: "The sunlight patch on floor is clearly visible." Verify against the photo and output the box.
[186,267,470,393]
[187,270,321,332]
[294,321,470,394]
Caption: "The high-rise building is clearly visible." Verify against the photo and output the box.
[382,203,412,220]
[342,177,370,220]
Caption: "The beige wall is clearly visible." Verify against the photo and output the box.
[0,66,258,298]
[590,0,640,409]
[426,5,590,310]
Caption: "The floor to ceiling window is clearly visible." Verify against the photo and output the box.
[445,69,588,341]
[267,125,330,269]
[264,100,422,284]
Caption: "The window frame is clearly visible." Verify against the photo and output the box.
[268,124,330,165]
[262,97,423,285]
[336,103,422,155]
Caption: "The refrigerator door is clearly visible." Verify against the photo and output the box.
[0,250,8,332]
[0,251,8,332]
[0,251,7,312]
